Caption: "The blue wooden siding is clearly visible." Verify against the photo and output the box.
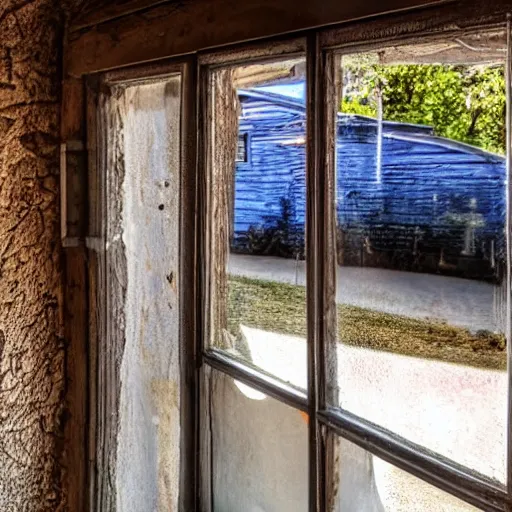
[235,90,306,237]
[232,88,506,272]
[336,118,505,232]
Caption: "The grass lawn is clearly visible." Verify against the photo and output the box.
[228,275,506,371]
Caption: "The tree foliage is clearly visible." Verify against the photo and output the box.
[342,62,506,154]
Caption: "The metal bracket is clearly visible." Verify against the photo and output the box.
[61,140,86,247]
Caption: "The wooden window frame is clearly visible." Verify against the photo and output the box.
[315,16,512,512]
[197,10,512,512]
[84,57,199,512]
[78,3,512,512]
[235,133,250,164]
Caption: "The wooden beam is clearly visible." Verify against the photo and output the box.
[71,0,174,30]
[376,32,507,64]
[60,76,88,512]
[84,75,101,512]
[319,0,512,51]
[65,0,450,76]
[379,47,505,64]
[233,60,304,87]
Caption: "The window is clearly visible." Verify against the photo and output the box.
[209,370,308,511]
[236,133,249,163]
[199,17,511,512]
[87,5,512,512]
[205,54,307,387]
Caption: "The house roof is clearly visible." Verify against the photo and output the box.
[238,88,306,112]
[238,84,505,163]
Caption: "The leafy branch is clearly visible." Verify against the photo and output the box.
[342,61,506,154]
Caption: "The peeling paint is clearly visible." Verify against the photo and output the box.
[109,76,182,512]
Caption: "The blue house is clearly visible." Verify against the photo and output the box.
[232,80,506,280]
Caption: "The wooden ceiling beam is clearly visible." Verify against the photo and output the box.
[65,0,450,76]
[375,32,506,64]
[70,0,174,31]
[233,60,305,87]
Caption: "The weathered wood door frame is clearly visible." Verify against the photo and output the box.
[83,57,199,512]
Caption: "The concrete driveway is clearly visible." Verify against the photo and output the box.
[240,325,506,483]
[223,254,506,509]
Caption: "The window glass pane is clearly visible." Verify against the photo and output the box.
[328,435,480,511]
[207,57,308,390]
[330,30,507,482]
[210,370,308,511]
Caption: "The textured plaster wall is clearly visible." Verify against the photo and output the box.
[0,0,65,510]
[112,77,182,512]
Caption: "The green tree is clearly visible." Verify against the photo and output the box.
[341,61,506,154]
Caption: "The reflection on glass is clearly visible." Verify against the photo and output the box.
[208,58,307,389]
[334,31,507,482]
[211,371,308,512]
[331,436,479,511]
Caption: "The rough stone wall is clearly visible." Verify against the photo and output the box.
[0,1,65,510]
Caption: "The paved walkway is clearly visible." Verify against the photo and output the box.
[229,254,505,332]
